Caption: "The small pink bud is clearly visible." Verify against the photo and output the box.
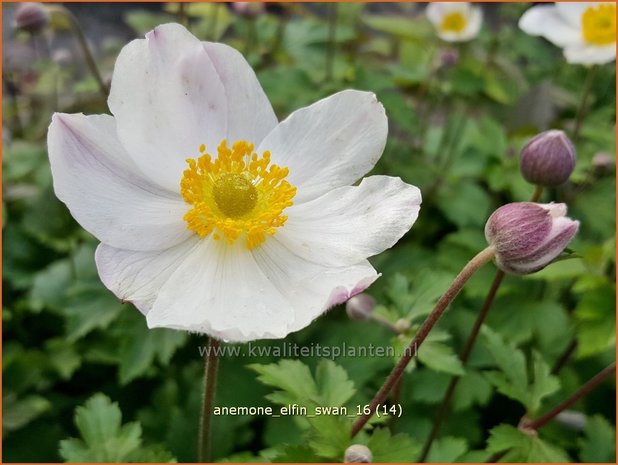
[485,202,579,275]
[232,2,265,18]
[14,3,49,34]
[520,130,576,187]
[345,293,375,321]
[344,444,373,463]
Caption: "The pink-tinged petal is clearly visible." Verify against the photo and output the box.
[144,236,378,342]
[47,113,192,251]
[257,90,388,204]
[277,176,421,267]
[202,42,278,146]
[95,238,201,315]
[108,23,228,192]
[519,5,583,47]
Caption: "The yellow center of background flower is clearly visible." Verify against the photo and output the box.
[582,3,616,45]
[440,12,467,33]
[180,140,296,249]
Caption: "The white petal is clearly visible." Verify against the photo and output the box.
[146,239,295,341]
[95,237,201,314]
[278,176,421,267]
[253,240,379,336]
[202,42,278,146]
[108,23,228,192]
[564,43,616,64]
[257,90,388,204]
[555,2,597,28]
[47,113,192,251]
[426,3,446,26]
[519,5,582,47]
[146,238,378,342]
[461,5,482,40]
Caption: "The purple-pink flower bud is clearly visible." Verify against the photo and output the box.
[345,293,375,321]
[485,202,579,275]
[14,3,49,34]
[520,130,576,187]
[232,2,265,18]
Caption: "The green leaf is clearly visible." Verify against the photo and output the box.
[59,394,142,462]
[307,415,352,459]
[249,359,318,407]
[426,436,468,462]
[453,370,493,411]
[482,328,559,414]
[417,341,465,376]
[574,281,616,358]
[486,424,570,462]
[367,428,422,462]
[314,360,356,407]
[3,394,51,432]
[118,315,187,384]
[578,415,616,462]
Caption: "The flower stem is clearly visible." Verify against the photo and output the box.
[572,65,597,143]
[198,337,221,462]
[50,5,108,100]
[524,361,616,430]
[419,269,505,461]
[420,185,545,460]
[325,3,338,82]
[551,339,578,374]
[350,246,496,437]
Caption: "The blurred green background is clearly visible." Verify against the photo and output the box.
[2,2,616,463]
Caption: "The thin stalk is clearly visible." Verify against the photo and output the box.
[198,337,221,462]
[176,2,189,28]
[371,314,400,335]
[419,270,505,461]
[523,362,616,430]
[551,339,578,374]
[50,6,108,99]
[572,65,597,143]
[530,185,544,202]
[324,3,338,82]
[351,246,496,437]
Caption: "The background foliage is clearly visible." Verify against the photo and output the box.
[3,2,616,463]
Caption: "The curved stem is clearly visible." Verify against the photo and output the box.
[551,339,578,374]
[419,270,505,461]
[524,362,616,431]
[198,337,221,462]
[351,246,496,437]
[51,6,108,99]
[572,65,597,143]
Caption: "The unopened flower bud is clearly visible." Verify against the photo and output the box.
[232,2,265,18]
[439,48,459,68]
[485,202,579,275]
[394,318,410,333]
[520,130,576,187]
[344,444,373,463]
[345,293,375,321]
[14,3,49,34]
[592,152,614,172]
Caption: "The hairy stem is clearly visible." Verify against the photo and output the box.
[419,270,505,461]
[351,246,496,437]
[524,362,616,430]
[198,337,221,462]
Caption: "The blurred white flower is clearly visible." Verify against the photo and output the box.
[519,2,616,65]
[426,2,483,42]
[47,23,422,342]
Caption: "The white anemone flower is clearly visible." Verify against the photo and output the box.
[426,2,483,42]
[519,2,616,65]
[47,23,422,342]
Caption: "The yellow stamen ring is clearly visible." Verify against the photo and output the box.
[180,140,296,249]
[582,3,616,46]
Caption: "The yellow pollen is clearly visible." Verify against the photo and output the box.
[180,140,296,249]
[582,3,616,46]
[440,12,467,33]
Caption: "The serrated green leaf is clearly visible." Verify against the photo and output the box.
[417,340,465,375]
[249,360,318,407]
[578,415,616,462]
[367,428,422,462]
[59,394,142,462]
[426,436,468,462]
[314,360,356,407]
[486,424,570,462]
